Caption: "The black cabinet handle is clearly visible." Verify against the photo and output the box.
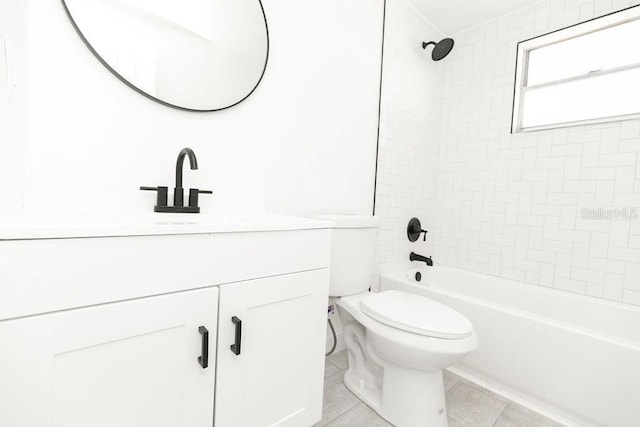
[230,316,242,355]
[198,326,209,369]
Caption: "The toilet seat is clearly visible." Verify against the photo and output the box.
[360,290,473,339]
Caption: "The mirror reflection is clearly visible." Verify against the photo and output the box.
[62,0,269,111]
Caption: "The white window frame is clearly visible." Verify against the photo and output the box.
[512,5,640,133]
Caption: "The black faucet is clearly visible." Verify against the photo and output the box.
[410,252,433,266]
[140,147,212,213]
[174,147,198,207]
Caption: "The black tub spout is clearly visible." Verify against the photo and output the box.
[410,252,433,267]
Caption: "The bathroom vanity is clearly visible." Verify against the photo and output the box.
[0,212,330,427]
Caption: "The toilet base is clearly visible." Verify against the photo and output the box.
[343,364,448,427]
[339,313,449,427]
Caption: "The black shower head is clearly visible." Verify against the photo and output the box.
[422,38,455,61]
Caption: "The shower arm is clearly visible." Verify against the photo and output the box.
[421,41,436,49]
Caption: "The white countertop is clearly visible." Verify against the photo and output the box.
[0,208,332,240]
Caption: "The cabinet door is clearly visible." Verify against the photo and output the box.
[215,269,329,427]
[0,287,218,427]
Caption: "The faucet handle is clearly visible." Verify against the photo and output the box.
[188,188,213,209]
[407,217,428,242]
[140,186,168,207]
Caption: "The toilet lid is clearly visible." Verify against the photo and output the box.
[360,290,473,339]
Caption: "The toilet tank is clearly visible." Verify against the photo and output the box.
[313,215,380,297]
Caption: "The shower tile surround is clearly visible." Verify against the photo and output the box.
[374,0,443,283]
[375,0,640,307]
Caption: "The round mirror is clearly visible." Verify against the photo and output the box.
[61,0,269,111]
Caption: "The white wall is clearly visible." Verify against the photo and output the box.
[373,0,443,290]
[435,0,640,306]
[2,0,383,216]
[0,0,27,217]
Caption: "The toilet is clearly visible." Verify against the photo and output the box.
[318,214,478,427]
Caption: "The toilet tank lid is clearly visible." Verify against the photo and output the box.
[309,214,380,229]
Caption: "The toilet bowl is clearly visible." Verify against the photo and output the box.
[336,290,477,427]
[313,214,478,427]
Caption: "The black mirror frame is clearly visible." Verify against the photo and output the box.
[60,0,270,112]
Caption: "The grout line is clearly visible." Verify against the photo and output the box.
[491,405,508,427]
[325,402,364,427]
[321,389,359,427]
[325,357,342,370]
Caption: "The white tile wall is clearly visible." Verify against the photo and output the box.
[373,0,443,288]
[376,0,640,306]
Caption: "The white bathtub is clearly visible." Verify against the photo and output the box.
[380,267,640,427]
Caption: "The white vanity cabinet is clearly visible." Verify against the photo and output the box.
[215,269,328,427]
[0,287,219,427]
[0,215,331,427]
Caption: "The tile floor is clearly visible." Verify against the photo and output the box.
[315,350,564,427]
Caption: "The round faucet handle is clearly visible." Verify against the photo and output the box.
[407,217,428,242]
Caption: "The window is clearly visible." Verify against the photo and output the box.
[512,5,640,132]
